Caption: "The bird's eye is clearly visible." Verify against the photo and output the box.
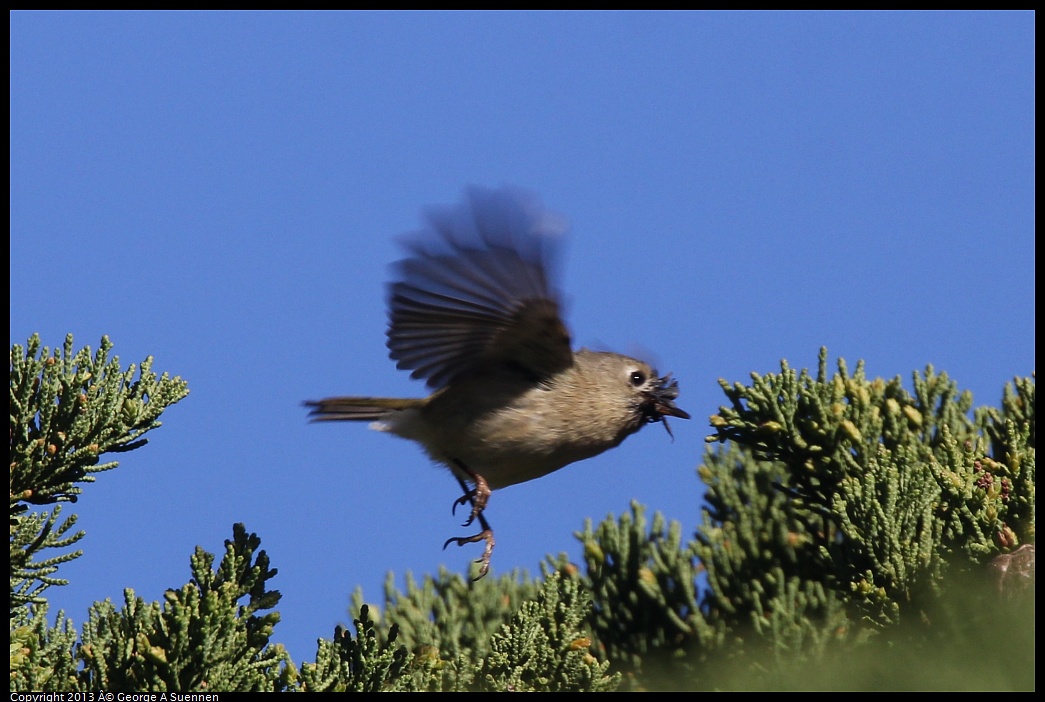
[629,370,647,387]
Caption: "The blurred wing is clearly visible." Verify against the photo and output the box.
[387,186,573,388]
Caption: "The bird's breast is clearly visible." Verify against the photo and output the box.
[436,400,637,489]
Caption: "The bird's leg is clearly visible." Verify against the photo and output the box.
[449,462,491,527]
[444,460,495,579]
[443,508,495,580]
[450,476,474,521]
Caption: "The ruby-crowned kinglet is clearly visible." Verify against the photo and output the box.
[306,187,689,578]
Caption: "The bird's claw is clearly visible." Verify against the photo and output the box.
[443,529,495,580]
[451,491,477,526]
[447,465,494,578]
[449,474,491,527]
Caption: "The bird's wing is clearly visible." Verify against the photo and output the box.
[387,186,574,389]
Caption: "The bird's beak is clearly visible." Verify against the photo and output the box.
[656,401,691,420]
[641,374,689,441]
[644,374,691,421]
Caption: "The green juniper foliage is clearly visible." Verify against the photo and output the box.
[9,603,80,692]
[77,525,292,692]
[9,337,1033,691]
[10,334,189,612]
[575,502,716,673]
[298,604,411,692]
[479,572,619,692]
[704,349,1033,612]
[350,567,543,660]
[350,350,1032,690]
[688,350,1034,689]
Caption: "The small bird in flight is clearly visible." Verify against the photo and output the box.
[306,187,689,578]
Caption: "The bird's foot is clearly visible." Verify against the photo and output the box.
[450,472,491,528]
[443,528,495,580]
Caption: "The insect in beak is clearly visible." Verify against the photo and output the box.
[643,374,690,439]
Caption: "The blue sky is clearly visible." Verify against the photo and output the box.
[10,11,1034,666]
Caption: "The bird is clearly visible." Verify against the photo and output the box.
[305,186,689,578]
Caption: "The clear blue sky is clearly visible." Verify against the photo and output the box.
[10,11,1034,666]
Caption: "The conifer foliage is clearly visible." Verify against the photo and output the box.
[10,336,1034,691]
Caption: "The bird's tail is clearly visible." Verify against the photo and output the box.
[304,396,425,422]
